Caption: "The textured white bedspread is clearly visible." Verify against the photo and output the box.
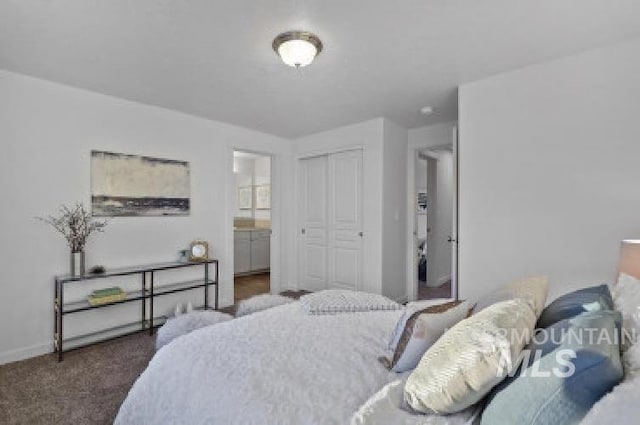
[115,302,472,425]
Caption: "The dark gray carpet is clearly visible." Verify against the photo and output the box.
[0,333,155,425]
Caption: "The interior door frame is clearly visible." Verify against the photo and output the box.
[294,146,365,291]
[405,128,459,301]
[226,147,279,305]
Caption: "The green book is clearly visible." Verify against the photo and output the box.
[91,287,124,298]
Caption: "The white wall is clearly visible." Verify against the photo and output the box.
[458,37,640,303]
[409,122,457,150]
[0,70,292,364]
[382,119,408,301]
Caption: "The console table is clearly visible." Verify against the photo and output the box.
[54,260,218,361]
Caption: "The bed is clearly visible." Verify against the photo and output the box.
[115,299,478,425]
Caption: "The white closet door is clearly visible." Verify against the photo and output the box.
[327,150,363,290]
[298,155,328,291]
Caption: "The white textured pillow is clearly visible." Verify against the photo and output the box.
[623,341,640,377]
[613,273,640,349]
[388,298,453,351]
[404,298,537,414]
[156,311,233,350]
[473,276,548,317]
[580,372,640,425]
[300,290,401,315]
[235,294,295,317]
[387,301,470,372]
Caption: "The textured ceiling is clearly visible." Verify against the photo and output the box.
[1,0,639,138]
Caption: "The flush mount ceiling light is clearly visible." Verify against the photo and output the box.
[272,31,323,68]
[420,106,434,116]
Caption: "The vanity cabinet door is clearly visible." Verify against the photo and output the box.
[234,232,251,274]
[250,230,270,271]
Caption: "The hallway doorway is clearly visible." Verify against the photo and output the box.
[407,126,459,301]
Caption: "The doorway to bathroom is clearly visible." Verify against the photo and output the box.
[233,150,272,303]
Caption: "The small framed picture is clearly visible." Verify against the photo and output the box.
[255,184,271,210]
[417,190,427,214]
[238,186,253,210]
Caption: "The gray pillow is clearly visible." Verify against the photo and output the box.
[481,310,624,425]
[537,284,614,329]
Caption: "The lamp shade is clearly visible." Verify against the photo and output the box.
[617,239,640,280]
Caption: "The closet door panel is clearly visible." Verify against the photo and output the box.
[298,155,328,291]
[328,150,363,290]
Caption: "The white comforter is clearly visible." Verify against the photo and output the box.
[115,302,473,425]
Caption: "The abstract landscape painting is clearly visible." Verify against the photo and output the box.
[91,151,190,216]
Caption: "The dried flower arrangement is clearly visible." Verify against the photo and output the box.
[38,203,108,253]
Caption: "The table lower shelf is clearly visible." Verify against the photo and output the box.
[57,306,214,353]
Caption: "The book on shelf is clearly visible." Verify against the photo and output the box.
[88,287,127,305]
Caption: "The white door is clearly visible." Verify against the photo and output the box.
[298,155,329,291]
[327,150,363,290]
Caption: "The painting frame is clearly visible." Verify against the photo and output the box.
[238,186,253,210]
[91,150,191,217]
[255,184,271,210]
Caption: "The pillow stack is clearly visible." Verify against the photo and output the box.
[481,283,623,425]
[376,276,624,425]
[398,276,548,414]
[577,274,640,425]
[404,298,538,414]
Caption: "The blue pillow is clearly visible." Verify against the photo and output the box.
[537,284,614,329]
[481,310,623,425]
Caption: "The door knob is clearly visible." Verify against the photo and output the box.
[358,232,364,237]
[447,236,457,243]
[301,228,306,235]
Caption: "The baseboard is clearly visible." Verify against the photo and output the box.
[0,342,51,366]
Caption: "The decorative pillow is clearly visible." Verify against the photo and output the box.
[387,298,453,351]
[481,311,623,425]
[537,284,614,329]
[299,290,402,315]
[473,276,549,317]
[235,294,295,317]
[382,301,469,373]
[612,273,640,349]
[156,310,233,350]
[404,298,537,414]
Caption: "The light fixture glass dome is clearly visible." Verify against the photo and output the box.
[273,31,323,68]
